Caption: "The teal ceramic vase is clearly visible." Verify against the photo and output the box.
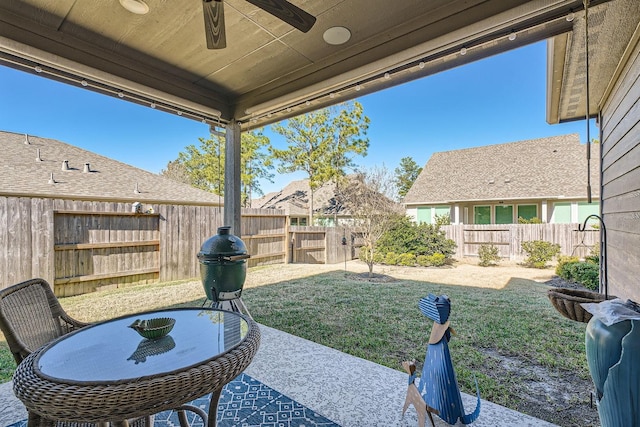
[585,317,640,426]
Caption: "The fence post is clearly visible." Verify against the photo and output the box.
[284,221,290,264]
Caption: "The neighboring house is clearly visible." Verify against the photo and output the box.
[403,134,600,225]
[1,130,222,207]
[0,130,224,292]
[253,178,357,226]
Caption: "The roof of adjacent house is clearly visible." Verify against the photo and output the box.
[0,130,221,205]
[253,178,354,216]
[403,134,601,205]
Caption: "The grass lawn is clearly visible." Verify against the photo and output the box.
[0,263,591,424]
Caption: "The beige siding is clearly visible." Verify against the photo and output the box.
[600,33,640,301]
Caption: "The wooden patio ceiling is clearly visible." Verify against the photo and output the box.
[0,1,613,131]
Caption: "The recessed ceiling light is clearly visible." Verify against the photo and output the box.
[119,0,149,15]
[323,27,351,45]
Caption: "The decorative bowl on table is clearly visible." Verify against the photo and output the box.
[128,317,176,339]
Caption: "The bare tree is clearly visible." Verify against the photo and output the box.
[338,166,403,277]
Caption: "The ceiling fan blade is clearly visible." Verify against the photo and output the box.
[246,0,316,33]
[203,0,226,49]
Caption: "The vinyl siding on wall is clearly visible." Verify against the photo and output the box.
[600,35,640,302]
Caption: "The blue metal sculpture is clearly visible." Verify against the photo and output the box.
[416,294,481,425]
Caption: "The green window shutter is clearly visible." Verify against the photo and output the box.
[417,207,432,224]
[474,206,491,224]
[495,205,513,224]
[434,206,450,217]
[517,205,537,221]
[578,202,599,225]
[553,203,571,223]
[434,206,450,216]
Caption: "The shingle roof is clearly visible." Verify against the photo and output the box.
[403,134,601,205]
[253,178,354,216]
[1,130,221,205]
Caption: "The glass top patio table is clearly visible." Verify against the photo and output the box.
[13,307,261,427]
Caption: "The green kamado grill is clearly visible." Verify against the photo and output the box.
[197,226,251,306]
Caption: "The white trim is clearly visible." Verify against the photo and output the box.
[571,202,579,223]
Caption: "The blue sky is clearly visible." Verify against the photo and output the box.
[0,40,594,196]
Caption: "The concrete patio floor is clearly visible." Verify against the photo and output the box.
[0,324,558,427]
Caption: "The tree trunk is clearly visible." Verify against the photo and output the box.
[367,247,374,277]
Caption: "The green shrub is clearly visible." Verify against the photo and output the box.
[397,253,417,266]
[555,255,580,277]
[373,251,385,264]
[518,216,542,224]
[585,244,600,265]
[434,213,451,226]
[376,216,456,259]
[415,253,447,267]
[521,240,560,268]
[384,252,399,265]
[567,262,600,291]
[359,246,373,263]
[478,244,501,267]
[425,252,446,267]
[416,255,431,267]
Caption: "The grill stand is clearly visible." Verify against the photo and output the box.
[210,298,252,319]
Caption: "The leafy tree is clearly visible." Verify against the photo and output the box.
[337,166,403,277]
[240,131,275,206]
[169,130,273,206]
[160,160,193,185]
[271,101,370,222]
[394,157,422,199]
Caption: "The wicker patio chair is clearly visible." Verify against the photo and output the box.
[0,278,89,365]
[2,279,198,427]
[0,278,206,427]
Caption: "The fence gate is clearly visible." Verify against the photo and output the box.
[290,228,326,263]
[53,210,160,296]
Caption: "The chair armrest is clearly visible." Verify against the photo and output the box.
[58,314,90,334]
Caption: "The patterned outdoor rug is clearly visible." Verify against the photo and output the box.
[7,373,340,427]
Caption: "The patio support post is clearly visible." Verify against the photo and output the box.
[224,120,242,236]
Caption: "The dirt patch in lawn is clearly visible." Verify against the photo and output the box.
[480,348,599,427]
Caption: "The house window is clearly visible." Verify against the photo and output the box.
[417,207,431,224]
[552,202,571,223]
[474,206,491,224]
[290,217,308,226]
[578,202,599,225]
[517,205,538,221]
[495,205,513,224]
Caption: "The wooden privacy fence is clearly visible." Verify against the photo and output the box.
[289,226,363,264]
[0,196,290,296]
[441,223,601,260]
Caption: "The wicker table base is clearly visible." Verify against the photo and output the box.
[13,309,260,427]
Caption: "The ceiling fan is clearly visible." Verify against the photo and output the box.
[202,0,316,49]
